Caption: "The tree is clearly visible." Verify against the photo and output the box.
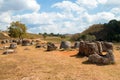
[60,35,66,39]
[50,33,54,36]
[78,34,96,41]
[38,33,41,35]
[43,32,47,39]
[70,33,81,41]
[8,21,27,39]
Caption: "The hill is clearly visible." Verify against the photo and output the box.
[0,32,10,39]
[81,24,107,41]
[71,19,120,42]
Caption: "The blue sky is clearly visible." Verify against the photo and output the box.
[0,0,120,34]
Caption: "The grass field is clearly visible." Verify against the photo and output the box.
[0,43,120,80]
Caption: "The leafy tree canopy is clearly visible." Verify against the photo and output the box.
[8,21,27,39]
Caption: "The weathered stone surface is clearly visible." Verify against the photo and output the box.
[9,43,17,49]
[17,40,22,45]
[95,41,103,55]
[78,41,114,57]
[88,50,115,65]
[101,42,113,52]
[88,53,103,64]
[1,40,6,44]
[73,41,80,48]
[78,41,86,56]
[103,50,115,64]
[22,40,31,46]
[60,41,71,49]
[3,49,15,54]
[78,41,99,56]
[35,43,41,48]
[47,42,57,51]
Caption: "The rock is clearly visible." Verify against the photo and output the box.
[86,43,99,56]
[22,40,31,46]
[95,41,103,55]
[9,43,17,49]
[88,50,115,65]
[3,46,9,49]
[101,42,113,52]
[103,50,115,64]
[88,53,104,64]
[73,41,80,48]
[1,40,6,44]
[78,41,114,57]
[78,41,99,56]
[35,43,41,48]
[3,49,15,54]
[17,40,22,45]
[47,42,57,51]
[60,41,71,49]
[78,41,86,56]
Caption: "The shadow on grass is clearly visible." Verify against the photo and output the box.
[70,52,85,58]
[82,60,113,66]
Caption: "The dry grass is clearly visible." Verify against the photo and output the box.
[0,44,120,80]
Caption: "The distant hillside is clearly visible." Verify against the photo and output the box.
[83,19,120,42]
[82,24,104,35]
[81,24,107,40]
[0,32,10,39]
[0,31,42,40]
[71,19,120,42]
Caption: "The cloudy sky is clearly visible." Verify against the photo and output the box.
[0,0,120,34]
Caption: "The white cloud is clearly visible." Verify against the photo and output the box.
[76,0,108,9]
[82,12,115,24]
[76,0,98,9]
[110,8,120,15]
[97,0,107,4]
[106,0,120,7]
[0,0,40,12]
[0,12,11,23]
[0,0,40,31]
[52,1,86,14]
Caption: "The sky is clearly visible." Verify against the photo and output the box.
[0,0,120,34]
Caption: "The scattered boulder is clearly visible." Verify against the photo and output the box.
[73,41,80,48]
[3,49,15,55]
[78,41,113,57]
[95,41,103,55]
[1,40,6,44]
[78,41,86,56]
[9,43,17,49]
[35,43,41,48]
[31,41,36,45]
[78,41,99,56]
[5,39,9,43]
[3,46,9,49]
[47,42,57,51]
[22,40,31,46]
[60,41,71,49]
[101,42,113,52]
[88,53,103,64]
[17,40,22,45]
[88,50,115,65]
[85,43,99,56]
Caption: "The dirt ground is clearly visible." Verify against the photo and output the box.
[0,44,120,80]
